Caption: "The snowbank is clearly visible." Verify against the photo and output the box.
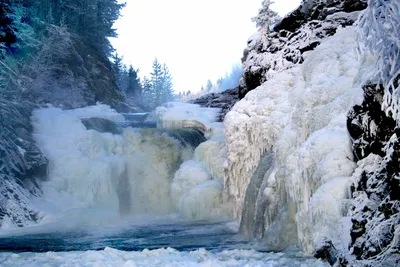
[67,103,125,122]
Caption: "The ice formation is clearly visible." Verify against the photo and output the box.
[30,103,233,225]
[224,26,367,253]
[0,247,329,267]
[155,102,222,139]
[170,160,228,220]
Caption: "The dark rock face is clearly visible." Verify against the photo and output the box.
[190,87,238,121]
[239,0,367,99]
[347,84,396,160]
[314,240,340,266]
[346,83,400,265]
[0,99,48,227]
[275,0,367,33]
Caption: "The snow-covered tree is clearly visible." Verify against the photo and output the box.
[252,0,281,30]
[141,58,175,108]
[359,0,400,122]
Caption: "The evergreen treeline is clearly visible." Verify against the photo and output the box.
[111,56,175,110]
[201,64,243,93]
[176,64,242,102]
[0,0,125,108]
[1,0,176,111]
[0,0,124,57]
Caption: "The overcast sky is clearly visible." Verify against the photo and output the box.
[111,0,301,93]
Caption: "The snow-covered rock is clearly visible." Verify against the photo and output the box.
[343,0,400,265]
[0,100,48,228]
[346,84,400,265]
[238,0,367,98]
[190,88,239,122]
[225,25,365,253]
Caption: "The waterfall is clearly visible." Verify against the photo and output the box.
[30,104,233,226]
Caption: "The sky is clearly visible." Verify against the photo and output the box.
[111,0,302,93]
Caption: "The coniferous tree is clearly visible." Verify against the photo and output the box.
[126,65,141,99]
[141,76,153,106]
[111,52,123,77]
[252,0,280,30]
[0,2,17,57]
[161,63,173,103]
[150,58,163,106]
[145,58,175,108]
[0,0,125,106]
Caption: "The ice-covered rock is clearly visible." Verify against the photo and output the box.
[190,87,239,122]
[155,102,220,134]
[225,26,365,253]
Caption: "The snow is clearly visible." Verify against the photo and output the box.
[0,247,329,267]
[224,26,367,253]
[359,0,400,123]
[155,102,221,137]
[67,103,125,122]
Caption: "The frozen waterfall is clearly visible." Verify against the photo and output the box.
[224,26,373,254]
[29,103,233,227]
[26,27,371,256]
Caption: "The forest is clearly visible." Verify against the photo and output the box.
[0,0,175,111]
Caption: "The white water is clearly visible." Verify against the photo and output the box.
[28,104,232,227]
[0,247,328,267]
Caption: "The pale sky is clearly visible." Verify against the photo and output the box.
[111,0,301,93]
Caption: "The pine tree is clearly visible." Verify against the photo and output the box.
[150,58,163,106]
[126,65,141,99]
[161,63,173,103]
[141,76,153,105]
[111,52,123,77]
[252,0,280,30]
[0,2,17,57]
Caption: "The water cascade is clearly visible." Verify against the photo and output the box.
[29,103,233,226]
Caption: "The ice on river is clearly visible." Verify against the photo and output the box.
[0,247,328,267]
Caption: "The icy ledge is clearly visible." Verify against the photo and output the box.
[155,102,223,140]
[224,26,368,253]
